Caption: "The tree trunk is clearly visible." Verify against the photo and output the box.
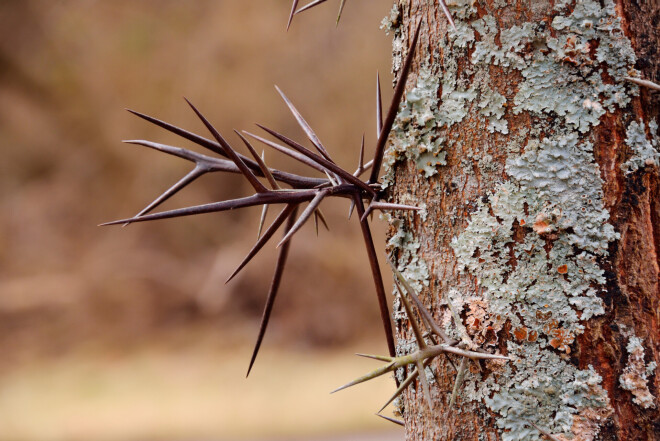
[384,1,659,440]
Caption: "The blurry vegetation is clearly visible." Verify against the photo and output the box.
[0,0,395,365]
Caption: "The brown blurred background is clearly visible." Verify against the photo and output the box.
[0,1,402,440]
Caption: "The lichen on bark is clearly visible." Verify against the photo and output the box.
[383,0,654,439]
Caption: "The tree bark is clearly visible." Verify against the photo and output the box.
[384,1,659,440]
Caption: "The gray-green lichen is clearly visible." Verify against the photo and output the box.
[382,0,640,439]
[622,119,659,174]
[619,336,657,409]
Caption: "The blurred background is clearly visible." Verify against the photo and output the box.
[0,1,402,440]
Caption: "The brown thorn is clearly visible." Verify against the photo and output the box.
[416,360,434,409]
[449,357,468,408]
[353,195,397,359]
[294,0,328,16]
[394,283,427,350]
[331,361,396,394]
[439,0,456,31]
[257,205,269,239]
[246,206,299,377]
[243,130,329,175]
[375,413,404,427]
[228,204,296,284]
[368,19,422,184]
[277,190,328,247]
[376,72,383,138]
[184,99,268,193]
[257,124,374,195]
[287,0,300,30]
[234,131,280,189]
[336,0,347,25]
[625,76,660,91]
[274,85,334,163]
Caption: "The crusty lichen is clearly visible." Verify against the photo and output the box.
[622,119,659,174]
[619,337,657,409]
[383,0,640,439]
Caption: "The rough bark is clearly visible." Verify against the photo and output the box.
[384,1,659,440]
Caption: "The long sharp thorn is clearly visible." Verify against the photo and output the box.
[316,209,330,231]
[355,353,394,362]
[369,20,422,184]
[125,167,204,227]
[376,73,383,138]
[126,109,226,157]
[378,359,432,413]
[275,85,333,162]
[353,195,396,359]
[440,345,509,360]
[100,191,314,226]
[439,0,456,31]
[313,210,319,236]
[416,360,433,409]
[227,204,296,284]
[295,0,328,15]
[360,201,420,222]
[124,140,223,167]
[235,131,280,189]
[287,0,299,30]
[388,260,453,344]
[336,0,347,25]
[257,205,269,239]
[244,130,328,174]
[277,190,327,247]
[625,76,660,91]
[376,414,404,427]
[246,206,298,377]
[450,357,468,408]
[359,134,365,171]
[331,361,396,394]
[185,99,268,194]
[347,199,356,219]
[395,284,427,349]
[257,124,374,195]
[126,111,324,189]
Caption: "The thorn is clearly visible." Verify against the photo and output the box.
[347,199,356,220]
[227,204,298,284]
[243,130,328,174]
[257,205,269,239]
[376,413,404,427]
[274,85,334,162]
[316,209,330,231]
[388,261,454,344]
[246,206,299,377]
[331,361,396,394]
[439,0,456,31]
[277,189,328,247]
[356,353,394,362]
[353,195,396,359]
[124,166,205,226]
[287,0,299,30]
[625,76,660,91]
[184,99,268,193]
[294,0,328,16]
[449,357,468,407]
[378,365,419,413]
[369,19,422,184]
[394,284,427,350]
[416,360,433,409]
[360,201,421,222]
[256,124,375,195]
[376,72,383,138]
[336,0,347,25]
[100,190,314,227]
[234,131,280,189]
[313,210,319,236]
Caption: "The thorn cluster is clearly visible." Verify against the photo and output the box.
[103,23,423,377]
[332,263,509,419]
